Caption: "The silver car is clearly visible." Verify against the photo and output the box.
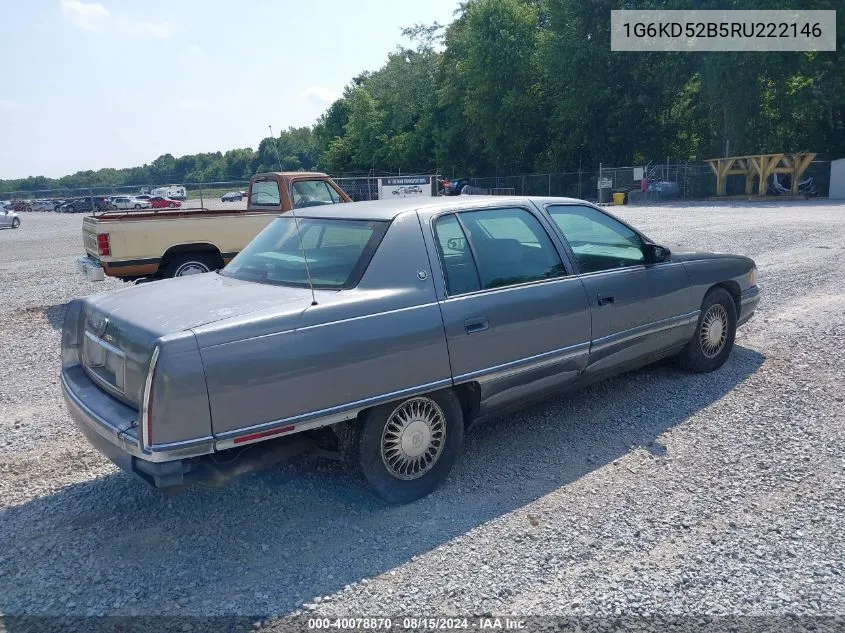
[61,196,761,503]
[1,207,20,228]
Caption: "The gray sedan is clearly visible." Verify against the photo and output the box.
[61,196,761,503]
[1,207,20,229]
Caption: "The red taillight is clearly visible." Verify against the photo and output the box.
[96,233,110,256]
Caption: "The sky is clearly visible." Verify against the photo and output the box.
[0,0,462,179]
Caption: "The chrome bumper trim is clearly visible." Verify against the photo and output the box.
[741,285,762,306]
[61,371,214,463]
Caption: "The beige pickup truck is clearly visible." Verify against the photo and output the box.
[77,172,351,282]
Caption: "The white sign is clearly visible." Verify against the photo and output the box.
[633,167,645,181]
[378,176,433,200]
[598,178,613,189]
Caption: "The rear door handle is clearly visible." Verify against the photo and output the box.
[597,294,614,306]
[464,317,489,334]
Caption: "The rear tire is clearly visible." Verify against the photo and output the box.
[12,218,20,228]
[352,390,463,504]
[165,252,218,278]
[675,287,737,373]
[134,204,141,209]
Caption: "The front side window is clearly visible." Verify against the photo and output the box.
[433,208,565,295]
[547,205,644,273]
[222,217,388,289]
[291,180,341,208]
[250,180,281,207]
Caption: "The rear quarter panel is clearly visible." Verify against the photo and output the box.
[196,211,453,437]
[148,331,213,447]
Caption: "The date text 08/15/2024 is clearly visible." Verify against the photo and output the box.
[307,617,527,630]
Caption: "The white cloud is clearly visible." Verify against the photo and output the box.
[59,0,109,30]
[132,20,176,39]
[190,44,202,54]
[0,100,19,109]
[59,2,177,39]
[301,86,340,105]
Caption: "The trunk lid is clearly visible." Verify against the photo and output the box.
[81,273,316,407]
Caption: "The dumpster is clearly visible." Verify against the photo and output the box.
[613,192,626,205]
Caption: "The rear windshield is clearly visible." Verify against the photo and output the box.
[221,217,389,289]
[250,180,281,207]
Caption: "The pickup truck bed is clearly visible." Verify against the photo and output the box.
[78,172,351,282]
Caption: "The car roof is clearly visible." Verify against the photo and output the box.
[290,196,591,221]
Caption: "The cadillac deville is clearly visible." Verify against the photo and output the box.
[61,196,761,503]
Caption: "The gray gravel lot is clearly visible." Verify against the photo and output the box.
[0,202,843,629]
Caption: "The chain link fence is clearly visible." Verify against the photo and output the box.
[3,162,832,273]
[1,160,832,211]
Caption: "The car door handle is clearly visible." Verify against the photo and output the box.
[464,317,489,334]
[597,294,614,306]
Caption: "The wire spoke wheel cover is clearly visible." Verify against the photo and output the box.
[380,397,447,481]
[700,303,729,358]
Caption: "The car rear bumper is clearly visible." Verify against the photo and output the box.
[738,285,762,326]
[76,256,105,281]
[61,366,213,487]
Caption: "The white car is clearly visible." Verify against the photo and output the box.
[112,196,152,210]
[32,200,56,212]
[1,207,20,228]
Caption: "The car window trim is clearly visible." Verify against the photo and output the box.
[430,204,573,298]
[541,201,660,276]
[440,273,585,302]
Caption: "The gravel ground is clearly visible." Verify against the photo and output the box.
[0,202,843,631]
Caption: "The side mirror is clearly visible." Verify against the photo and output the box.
[645,243,671,263]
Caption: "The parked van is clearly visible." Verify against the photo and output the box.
[150,185,187,200]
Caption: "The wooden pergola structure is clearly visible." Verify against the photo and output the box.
[705,152,816,196]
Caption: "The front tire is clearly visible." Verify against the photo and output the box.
[352,390,463,504]
[12,218,20,228]
[676,287,737,373]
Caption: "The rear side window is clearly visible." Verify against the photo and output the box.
[433,215,481,295]
[291,180,341,208]
[434,208,566,295]
[250,180,281,207]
